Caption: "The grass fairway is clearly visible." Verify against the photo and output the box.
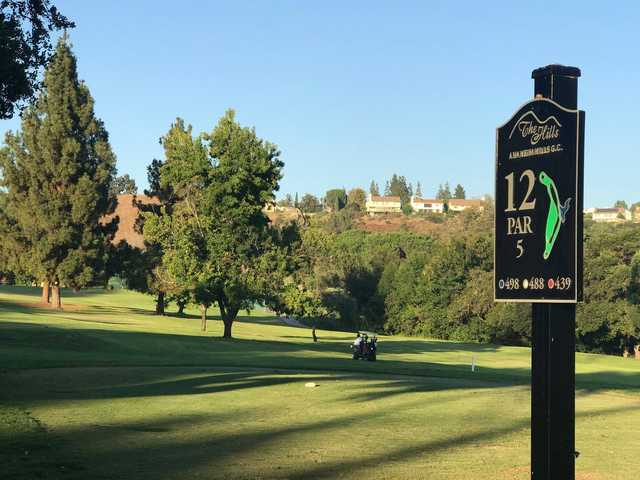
[1,286,639,479]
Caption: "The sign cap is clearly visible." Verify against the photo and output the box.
[531,64,581,79]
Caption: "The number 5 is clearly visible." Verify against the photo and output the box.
[516,239,524,258]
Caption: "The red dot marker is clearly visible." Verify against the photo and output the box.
[547,278,555,289]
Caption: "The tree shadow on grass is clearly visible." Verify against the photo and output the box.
[1,320,638,394]
[5,382,638,480]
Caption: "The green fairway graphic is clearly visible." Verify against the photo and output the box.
[539,171,571,260]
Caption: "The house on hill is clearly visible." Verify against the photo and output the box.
[410,196,445,213]
[591,207,631,223]
[102,194,160,249]
[365,195,402,215]
[448,198,485,212]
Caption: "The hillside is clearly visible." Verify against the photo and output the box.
[102,194,160,249]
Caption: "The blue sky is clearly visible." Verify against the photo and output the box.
[1,1,639,207]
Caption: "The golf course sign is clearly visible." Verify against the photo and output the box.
[495,97,584,302]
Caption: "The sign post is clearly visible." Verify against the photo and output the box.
[494,65,584,480]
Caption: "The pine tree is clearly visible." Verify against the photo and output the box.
[415,181,423,198]
[443,182,452,201]
[454,184,466,199]
[0,37,116,308]
[369,180,380,196]
[384,181,391,196]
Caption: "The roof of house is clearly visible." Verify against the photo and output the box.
[368,195,401,203]
[593,208,621,214]
[448,198,484,206]
[411,197,442,204]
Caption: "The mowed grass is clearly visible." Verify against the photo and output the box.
[1,286,638,479]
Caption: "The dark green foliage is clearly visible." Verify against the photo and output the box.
[299,193,322,213]
[347,188,366,212]
[0,1,74,118]
[369,180,380,196]
[436,182,452,201]
[0,38,116,306]
[576,222,640,354]
[299,229,434,331]
[454,184,466,199]
[109,173,138,196]
[294,208,639,355]
[144,110,287,338]
[325,188,347,211]
[415,181,422,197]
[386,173,412,206]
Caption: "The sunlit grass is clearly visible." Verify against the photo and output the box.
[1,285,638,479]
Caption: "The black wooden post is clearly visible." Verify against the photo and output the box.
[530,65,582,480]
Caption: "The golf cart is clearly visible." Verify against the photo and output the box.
[351,331,378,361]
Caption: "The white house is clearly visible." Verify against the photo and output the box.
[410,196,445,213]
[365,195,402,215]
[592,207,631,223]
[448,198,485,212]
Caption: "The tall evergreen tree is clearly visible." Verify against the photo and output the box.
[369,180,379,196]
[387,173,412,206]
[443,182,452,201]
[454,183,466,199]
[0,37,116,308]
[415,181,423,198]
[384,181,391,196]
[436,182,452,201]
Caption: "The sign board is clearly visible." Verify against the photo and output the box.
[495,98,584,302]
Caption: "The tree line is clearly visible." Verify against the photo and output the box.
[278,176,469,217]
[0,32,638,355]
[282,207,640,356]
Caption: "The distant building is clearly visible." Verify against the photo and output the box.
[634,206,640,222]
[448,198,485,212]
[365,195,402,215]
[410,196,445,213]
[591,207,631,223]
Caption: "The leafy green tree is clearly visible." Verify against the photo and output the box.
[369,180,380,196]
[614,200,628,210]
[0,1,74,119]
[325,188,347,211]
[0,37,116,308]
[275,284,328,341]
[454,184,466,199]
[109,174,138,197]
[347,188,366,212]
[145,110,285,338]
[299,193,321,213]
